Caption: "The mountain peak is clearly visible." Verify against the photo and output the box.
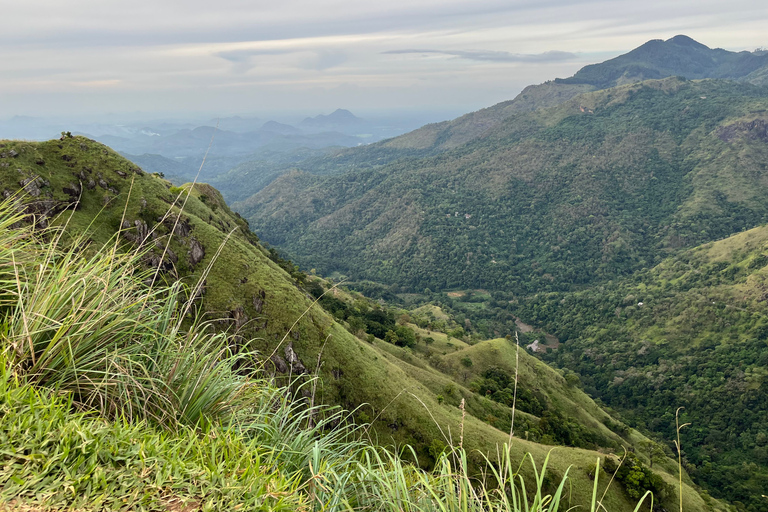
[328,108,358,120]
[558,35,767,88]
[666,34,709,49]
[299,109,366,133]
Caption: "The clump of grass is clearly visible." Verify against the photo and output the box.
[0,197,256,429]
[0,355,305,511]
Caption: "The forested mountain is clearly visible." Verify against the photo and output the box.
[1,135,721,511]
[559,35,768,89]
[235,35,768,179]
[240,78,768,294]
[512,223,768,510]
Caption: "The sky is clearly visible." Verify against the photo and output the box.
[1,0,767,120]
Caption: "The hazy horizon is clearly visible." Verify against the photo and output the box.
[2,0,767,121]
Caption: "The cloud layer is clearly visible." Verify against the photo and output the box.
[383,49,578,63]
[2,0,766,117]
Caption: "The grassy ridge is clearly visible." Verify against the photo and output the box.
[0,194,704,512]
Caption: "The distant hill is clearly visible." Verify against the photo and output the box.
[260,120,302,135]
[300,108,368,134]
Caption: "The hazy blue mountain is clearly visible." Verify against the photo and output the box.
[299,108,369,134]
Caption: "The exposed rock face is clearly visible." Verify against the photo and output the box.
[270,355,288,373]
[252,289,266,313]
[122,219,150,245]
[165,215,191,237]
[97,173,109,190]
[62,182,81,198]
[19,176,48,197]
[23,199,65,228]
[230,306,248,329]
[284,342,307,374]
[188,238,205,266]
[718,119,768,143]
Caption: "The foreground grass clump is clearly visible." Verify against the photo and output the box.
[0,197,259,429]
[0,365,305,511]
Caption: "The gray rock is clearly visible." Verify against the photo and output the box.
[19,176,48,197]
[252,290,266,313]
[188,238,205,266]
[63,182,81,198]
[270,355,288,373]
[230,306,248,328]
[284,342,307,374]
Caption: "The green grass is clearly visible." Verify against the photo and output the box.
[0,200,659,511]
[0,365,305,511]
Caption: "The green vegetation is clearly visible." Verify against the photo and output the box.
[0,137,724,510]
[508,225,768,511]
[241,78,768,296]
[231,75,768,510]
[0,195,719,512]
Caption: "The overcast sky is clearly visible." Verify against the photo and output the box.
[1,0,766,119]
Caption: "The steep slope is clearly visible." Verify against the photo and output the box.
[240,78,768,294]
[0,136,723,511]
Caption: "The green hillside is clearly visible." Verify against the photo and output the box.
[239,78,768,294]
[510,224,768,511]
[0,135,722,511]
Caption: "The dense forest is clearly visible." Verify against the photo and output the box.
[242,79,768,297]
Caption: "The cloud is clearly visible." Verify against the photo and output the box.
[217,48,294,63]
[216,47,348,71]
[383,48,578,63]
[1,0,766,116]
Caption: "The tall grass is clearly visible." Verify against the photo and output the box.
[0,197,254,429]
